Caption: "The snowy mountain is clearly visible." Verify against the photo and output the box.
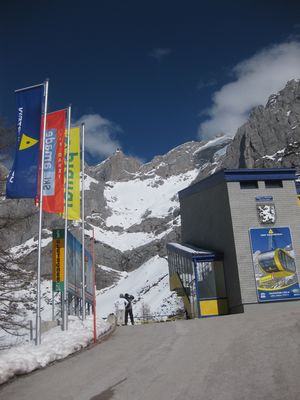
[1,79,300,329]
[222,79,300,169]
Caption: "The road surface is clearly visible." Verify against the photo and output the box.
[1,301,300,400]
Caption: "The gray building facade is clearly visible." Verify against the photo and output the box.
[178,169,300,313]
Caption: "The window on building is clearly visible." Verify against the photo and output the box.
[240,180,258,189]
[265,180,283,188]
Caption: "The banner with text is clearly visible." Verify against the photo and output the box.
[6,84,44,198]
[64,127,80,220]
[42,110,66,213]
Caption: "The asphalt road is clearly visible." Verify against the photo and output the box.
[1,301,300,400]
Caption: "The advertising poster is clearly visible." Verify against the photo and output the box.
[249,227,300,302]
[52,229,64,292]
[67,231,93,304]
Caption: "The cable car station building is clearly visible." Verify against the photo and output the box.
[167,168,300,318]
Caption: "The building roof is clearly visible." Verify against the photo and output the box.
[167,242,222,261]
[179,168,296,199]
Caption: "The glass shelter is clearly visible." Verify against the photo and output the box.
[167,243,228,318]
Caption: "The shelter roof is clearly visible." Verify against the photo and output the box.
[167,242,222,261]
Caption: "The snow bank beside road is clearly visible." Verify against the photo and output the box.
[0,316,110,385]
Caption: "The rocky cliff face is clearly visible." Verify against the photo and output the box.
[222,79,300,169]
[1,79,300,289]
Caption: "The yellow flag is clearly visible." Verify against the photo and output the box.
[64,127,80,220]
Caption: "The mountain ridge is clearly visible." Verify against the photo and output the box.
[1,79,300,291]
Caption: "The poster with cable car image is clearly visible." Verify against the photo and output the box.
[67,231,93,305]
[249,227,300,302]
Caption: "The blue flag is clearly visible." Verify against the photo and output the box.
[6,84,44,198]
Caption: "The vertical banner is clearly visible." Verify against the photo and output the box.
[52,229,65,292]
[67,231,93,304]
[6,84,44,198]
[85,249,94,304]
[42,110,66,213]
[64,127,80,220]
[249,227,300,302]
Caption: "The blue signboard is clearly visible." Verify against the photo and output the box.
[249,227,300,302]
[255,196,273,201]
[67,231,93,304]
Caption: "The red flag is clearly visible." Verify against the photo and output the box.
[41,110,66,213]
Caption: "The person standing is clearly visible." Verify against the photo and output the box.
[114,297,125,326]
[120,293,135,325]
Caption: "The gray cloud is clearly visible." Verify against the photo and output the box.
[198,41,300,139]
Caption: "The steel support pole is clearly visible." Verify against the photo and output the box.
[81,123,86,320]
[92,227,97,343]
[36,79,49,345]
[63,105,71,331]
[52,288,55,321]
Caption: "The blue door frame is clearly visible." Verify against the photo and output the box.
[193,259,201,318]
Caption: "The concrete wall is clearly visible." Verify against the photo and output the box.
[180,180,243,312]
[227,179,300,305]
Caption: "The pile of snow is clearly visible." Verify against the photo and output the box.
[0,316,110,385]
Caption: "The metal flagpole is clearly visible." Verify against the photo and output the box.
[63,104,71,331]
[15,82,45,93]
[36,79,49,345]
[52,289,55,321]
[92,227,97,343]
[81,123,86,320]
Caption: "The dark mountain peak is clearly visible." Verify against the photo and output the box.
[222,79,300,170]
[88,148,142,182]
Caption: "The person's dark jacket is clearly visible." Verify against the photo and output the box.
[124,293,134,310]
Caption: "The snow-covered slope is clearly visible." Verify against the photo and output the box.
[105,170,198,229]
[96,256,183,319]
[87,169,198,252]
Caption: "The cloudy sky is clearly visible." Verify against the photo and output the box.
[1,0,300,164]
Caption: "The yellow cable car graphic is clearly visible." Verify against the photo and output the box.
[257,248,296,287]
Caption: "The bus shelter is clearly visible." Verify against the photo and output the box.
[167,243,228,318]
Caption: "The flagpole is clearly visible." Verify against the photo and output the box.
[92,227,97,343]
[36,79,49,345]
[63,104,71,331]
[15,82,44,93]
[81,123,86,320]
